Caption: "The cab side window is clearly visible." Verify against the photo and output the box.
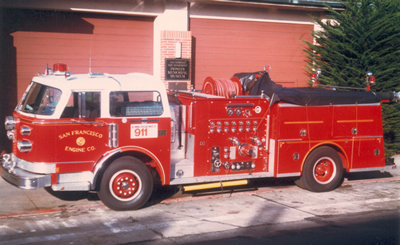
[110,91,163,117]
[61,92,101,118]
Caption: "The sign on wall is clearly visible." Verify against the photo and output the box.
[165,59,190,80]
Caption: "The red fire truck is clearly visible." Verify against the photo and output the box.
[1,64,398,210]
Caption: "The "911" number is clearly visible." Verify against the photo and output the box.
[130,124,158,139]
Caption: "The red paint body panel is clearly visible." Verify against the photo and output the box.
[13,113,58,164]
[271,103,385,176]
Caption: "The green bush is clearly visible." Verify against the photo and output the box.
[303,0,400,157]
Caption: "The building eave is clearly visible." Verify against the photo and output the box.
[190,0,344,11]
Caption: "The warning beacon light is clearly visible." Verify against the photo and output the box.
[53,63,67,74]
[365,71,375,92]
[312,69,321,88]
[51,63,70,78]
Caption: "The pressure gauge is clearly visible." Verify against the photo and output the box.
[235,108,242,116]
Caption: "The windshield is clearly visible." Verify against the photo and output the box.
[19,82,62,115]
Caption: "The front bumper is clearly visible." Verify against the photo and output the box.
[1,154,51,189]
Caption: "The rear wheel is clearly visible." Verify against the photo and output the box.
[98,156,153,210]
[296,146,343,192]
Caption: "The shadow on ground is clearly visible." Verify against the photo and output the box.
[345,170,394,181]
[150,210,400,245]
[44,170,395,206]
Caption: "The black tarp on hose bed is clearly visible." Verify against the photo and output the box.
[234,72,384,106]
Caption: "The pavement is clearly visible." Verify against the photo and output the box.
[0,155,399,218]
[0,156,399,244]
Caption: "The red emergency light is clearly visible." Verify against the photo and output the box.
[53,63,67,72]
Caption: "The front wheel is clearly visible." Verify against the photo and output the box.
[295,146,343,192]
[98,156,153,211]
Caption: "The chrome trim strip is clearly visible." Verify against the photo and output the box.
[276,172,301,177]
[278,138,302,142]
[177,90,224,99]
[349,165,397,173]
[1,164,51,189]
[57,171,93,184]
[52,182,90,191]
[56,161,94,165]
[11,154,56,174]
[91,148,122,189]
[31,121,103,125]
[352,136,383,139]
[4,154,92,174]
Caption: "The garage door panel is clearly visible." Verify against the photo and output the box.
[196,43,304,55]
[194,19,308,33]
[196,39,302,50]
[13,32,152,49]
[195,30,310,42]
[195,48,305,60]
[191,18,313,89]
[9,10,153,99]
[13,33,152,45]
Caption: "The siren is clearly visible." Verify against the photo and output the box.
[52,63,71,78]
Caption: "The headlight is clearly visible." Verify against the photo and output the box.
[5,116,15,130]
[6,130,14,140]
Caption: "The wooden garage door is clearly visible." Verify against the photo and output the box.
[190,18,314,89]
[8,9,154,99]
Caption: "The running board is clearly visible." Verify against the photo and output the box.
[349,165,397,173]
[169,172,274,185]
[183,180,248,192]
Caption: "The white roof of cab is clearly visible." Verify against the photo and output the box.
[31,73,166,92]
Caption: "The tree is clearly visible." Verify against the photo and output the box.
[303,0,400,157]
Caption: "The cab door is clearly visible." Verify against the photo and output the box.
[56,91,109,173]
[108,90,171,166]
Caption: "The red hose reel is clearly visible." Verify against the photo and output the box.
[202,76,243,98]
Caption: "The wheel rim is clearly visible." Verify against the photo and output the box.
[109,170,142,201]
[312,157,337,184]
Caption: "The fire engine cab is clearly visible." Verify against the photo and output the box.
[1,63,398,210]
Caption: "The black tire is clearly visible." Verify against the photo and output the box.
[98,156,153,211]
[295,146,343,192]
